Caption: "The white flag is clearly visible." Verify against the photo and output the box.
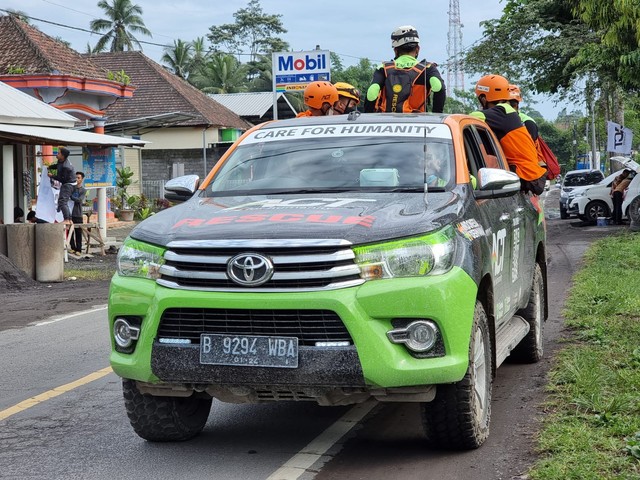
[36,167,64,223]
[607,121,633,154]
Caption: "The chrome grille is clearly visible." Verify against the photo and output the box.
[157,239,364,292]
[157,308,352,347]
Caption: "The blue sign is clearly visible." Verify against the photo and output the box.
[82,146,117,187]
[273,50,331,92]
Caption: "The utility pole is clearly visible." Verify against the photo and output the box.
[591,94,598,171]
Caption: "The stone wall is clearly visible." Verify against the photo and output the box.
[141,146,231,182]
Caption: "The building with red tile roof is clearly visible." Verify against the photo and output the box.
[89,51,252,184]
[0,15,134,121]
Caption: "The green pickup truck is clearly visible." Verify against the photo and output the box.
[109,112,547,450]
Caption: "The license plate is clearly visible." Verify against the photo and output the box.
[199,334,299,368]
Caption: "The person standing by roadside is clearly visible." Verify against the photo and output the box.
[69,171,86,255]
[611,169,632,225]
[47,147,76,225]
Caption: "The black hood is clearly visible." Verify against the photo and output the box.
[130,189,465,247]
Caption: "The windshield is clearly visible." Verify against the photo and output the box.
[202,131,454,197]
[564,171,603,187]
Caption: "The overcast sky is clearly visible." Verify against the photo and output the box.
[2,0,566,119]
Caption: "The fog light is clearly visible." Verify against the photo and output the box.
[387,320,438,353]
[113,318,140,348]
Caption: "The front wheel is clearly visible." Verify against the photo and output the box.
[511,263,545,363]
[421,300,493,450]
[123,379,213,442]
[584,200,610,223]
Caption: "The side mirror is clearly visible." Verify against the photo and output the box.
[474,168,521,199]
[164,174,200,203]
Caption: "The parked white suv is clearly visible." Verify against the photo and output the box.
[622,173,640,216]
[559,169,604,219]
[567,160,640,223]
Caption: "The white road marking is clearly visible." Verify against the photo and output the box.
[34,305,107,327]
[266,399,377,480]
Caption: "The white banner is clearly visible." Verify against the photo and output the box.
[607,120,633,154]
[36,167,64,223]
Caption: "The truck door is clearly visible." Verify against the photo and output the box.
[462,126,515,326]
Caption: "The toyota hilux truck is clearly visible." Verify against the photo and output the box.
[109,112,547,450]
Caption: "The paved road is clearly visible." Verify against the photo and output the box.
[0,187,624,480]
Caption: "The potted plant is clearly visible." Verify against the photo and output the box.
[116,166,136,221]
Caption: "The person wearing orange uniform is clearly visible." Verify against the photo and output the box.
[470,74,547,195]
[296,81,339,117]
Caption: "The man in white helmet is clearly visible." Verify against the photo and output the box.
[364,25,446,113]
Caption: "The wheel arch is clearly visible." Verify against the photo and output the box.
[477,273,497,378]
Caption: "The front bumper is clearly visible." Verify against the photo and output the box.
[108,266,478,390]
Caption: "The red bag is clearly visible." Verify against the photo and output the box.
[537,136,560,180]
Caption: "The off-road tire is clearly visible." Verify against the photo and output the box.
[421,300,493,450]
[510,263,545,363]
[122,379,212,442]
[584,200,610,223]
[560,208,569,219]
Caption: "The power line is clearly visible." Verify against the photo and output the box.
[1,8,381,65]
[0,8,174,48]
[38,0,176,40]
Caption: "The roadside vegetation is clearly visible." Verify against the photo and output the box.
[530,233,640,479]
[64,267,114,281]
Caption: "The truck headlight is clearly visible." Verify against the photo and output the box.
[353,227,456,280]
[117,239,165,279]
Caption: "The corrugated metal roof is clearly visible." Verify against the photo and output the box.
[0,81,77,127]
[209,92,294,117]
[0,122,147,146]
[90,52,251,130]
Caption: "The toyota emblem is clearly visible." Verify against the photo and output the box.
[227,253,274,286]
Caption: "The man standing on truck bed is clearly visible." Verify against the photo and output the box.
[364,25,446,114]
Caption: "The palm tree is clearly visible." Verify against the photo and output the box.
[162,39,193,79]
[190,53,248,94]
[90,0,152,52]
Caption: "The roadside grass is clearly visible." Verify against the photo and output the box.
[530,232,640,480]
[64,268,114,281]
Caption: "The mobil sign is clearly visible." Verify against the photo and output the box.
[272,50,331,92]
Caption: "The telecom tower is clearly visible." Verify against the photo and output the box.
[447,0,464,95]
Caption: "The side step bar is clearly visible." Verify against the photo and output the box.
[495,315,530,368]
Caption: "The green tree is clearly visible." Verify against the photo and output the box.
[90,0,152,52]
[444,88,478,114]
[190,53,248,94]
[246,54,272,91]
[207,0,288,61]
[162,39,193,79]
[331,57,376,107]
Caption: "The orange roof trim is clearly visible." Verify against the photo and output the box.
[2,75,135,98]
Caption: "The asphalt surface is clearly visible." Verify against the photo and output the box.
[0,187,630,480]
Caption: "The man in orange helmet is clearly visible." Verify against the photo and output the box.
[508,84,552,176]
[364,25,446,114]
[470,74,547,195]
[296,81,339,117]
[508,85,540,142]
